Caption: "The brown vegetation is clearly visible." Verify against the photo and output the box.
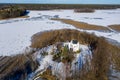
[109,25,120,32]
[1,4,119,10]
[31,29,120,80]
[34,68,57,80]
[110,45,120,71]
[0,15,29,20]
[52,46,75,63]
[0,5,27,19]
[74,8,95,13]
[0,53,38,80]
[52,18,110,31]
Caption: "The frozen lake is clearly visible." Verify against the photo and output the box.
[0,9,120,56]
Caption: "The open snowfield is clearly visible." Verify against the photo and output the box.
[37,9,120,26]
[0,9,120,56]
[0,18,75,56]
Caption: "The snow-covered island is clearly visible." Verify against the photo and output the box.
[28,40,92,80]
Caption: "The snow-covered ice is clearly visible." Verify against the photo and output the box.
[36,9,120,26]
[0,15,75,56]
[0,9,120,56]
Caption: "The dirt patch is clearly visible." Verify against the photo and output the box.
[52,18,110,31]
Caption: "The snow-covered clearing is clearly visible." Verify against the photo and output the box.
[0,9,120,56]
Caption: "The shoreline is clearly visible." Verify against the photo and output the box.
[0,16,29,20]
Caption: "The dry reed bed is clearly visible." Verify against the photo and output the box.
[51,18,110,31]
[0,54,38,80]
[109,25,120,32]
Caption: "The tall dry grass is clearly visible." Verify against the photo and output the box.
[0,53,38,80]
[109,25,120,32]
[52,18,110,31]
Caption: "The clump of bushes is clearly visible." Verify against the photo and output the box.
[53,46,75,63]
[31,29,120,80]
[74,8,95,13]
[0,5,27,19]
